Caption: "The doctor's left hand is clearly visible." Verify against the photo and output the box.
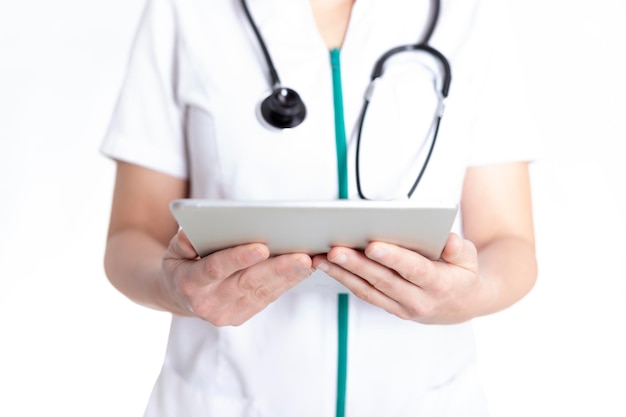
[312,233,495,324]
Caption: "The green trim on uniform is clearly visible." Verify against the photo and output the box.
[330,47,349,417]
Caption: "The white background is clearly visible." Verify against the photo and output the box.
[1,1,625,416]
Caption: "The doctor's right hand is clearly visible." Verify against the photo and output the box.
[161,230,314,326]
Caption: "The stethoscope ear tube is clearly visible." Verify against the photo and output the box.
[355,100,371,200]
[406,115,442,198]
[370,44,452,98]
[354,97,444,200]
[357,40,451,200]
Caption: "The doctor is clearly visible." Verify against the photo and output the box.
[102,0,537,416]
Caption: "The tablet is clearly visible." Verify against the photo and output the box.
[170,199,458,260]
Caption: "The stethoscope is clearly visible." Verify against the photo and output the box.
[240,0,451,199]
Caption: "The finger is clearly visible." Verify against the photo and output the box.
[440,233,478,271]
[364,242,437,288]
[313,252,406,316]
[210,254,313,324]
[325,247,410,292]
[233,253,313,300]
[189,243,271,287]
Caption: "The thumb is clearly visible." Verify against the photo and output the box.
[167,229,200,260]
[440,233,477,270]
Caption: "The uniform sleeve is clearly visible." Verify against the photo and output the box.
[100,0,187,179]
[463,0,542,166]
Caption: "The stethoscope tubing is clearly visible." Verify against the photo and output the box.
[241,0,450,199]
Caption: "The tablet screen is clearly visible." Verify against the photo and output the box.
[170,199,458,260]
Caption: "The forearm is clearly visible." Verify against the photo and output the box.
[476,235,538,317]
[104,229,190,316]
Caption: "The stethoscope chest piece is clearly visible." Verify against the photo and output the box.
[261,87,307,129]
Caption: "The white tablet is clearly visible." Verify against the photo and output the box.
[170,199,458,260]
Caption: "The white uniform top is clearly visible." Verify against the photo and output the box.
[102,0,537,416]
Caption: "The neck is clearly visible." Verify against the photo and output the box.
[310,0,355,49]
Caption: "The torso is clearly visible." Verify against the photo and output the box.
[135,2,491,414]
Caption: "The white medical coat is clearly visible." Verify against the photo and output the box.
[102,0,537,415]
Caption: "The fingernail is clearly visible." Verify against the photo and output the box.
[330,252,347,265]
[295,257,314,277]
[251,246,268,262]
[316,262,329,272]
[367,246,384,260]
